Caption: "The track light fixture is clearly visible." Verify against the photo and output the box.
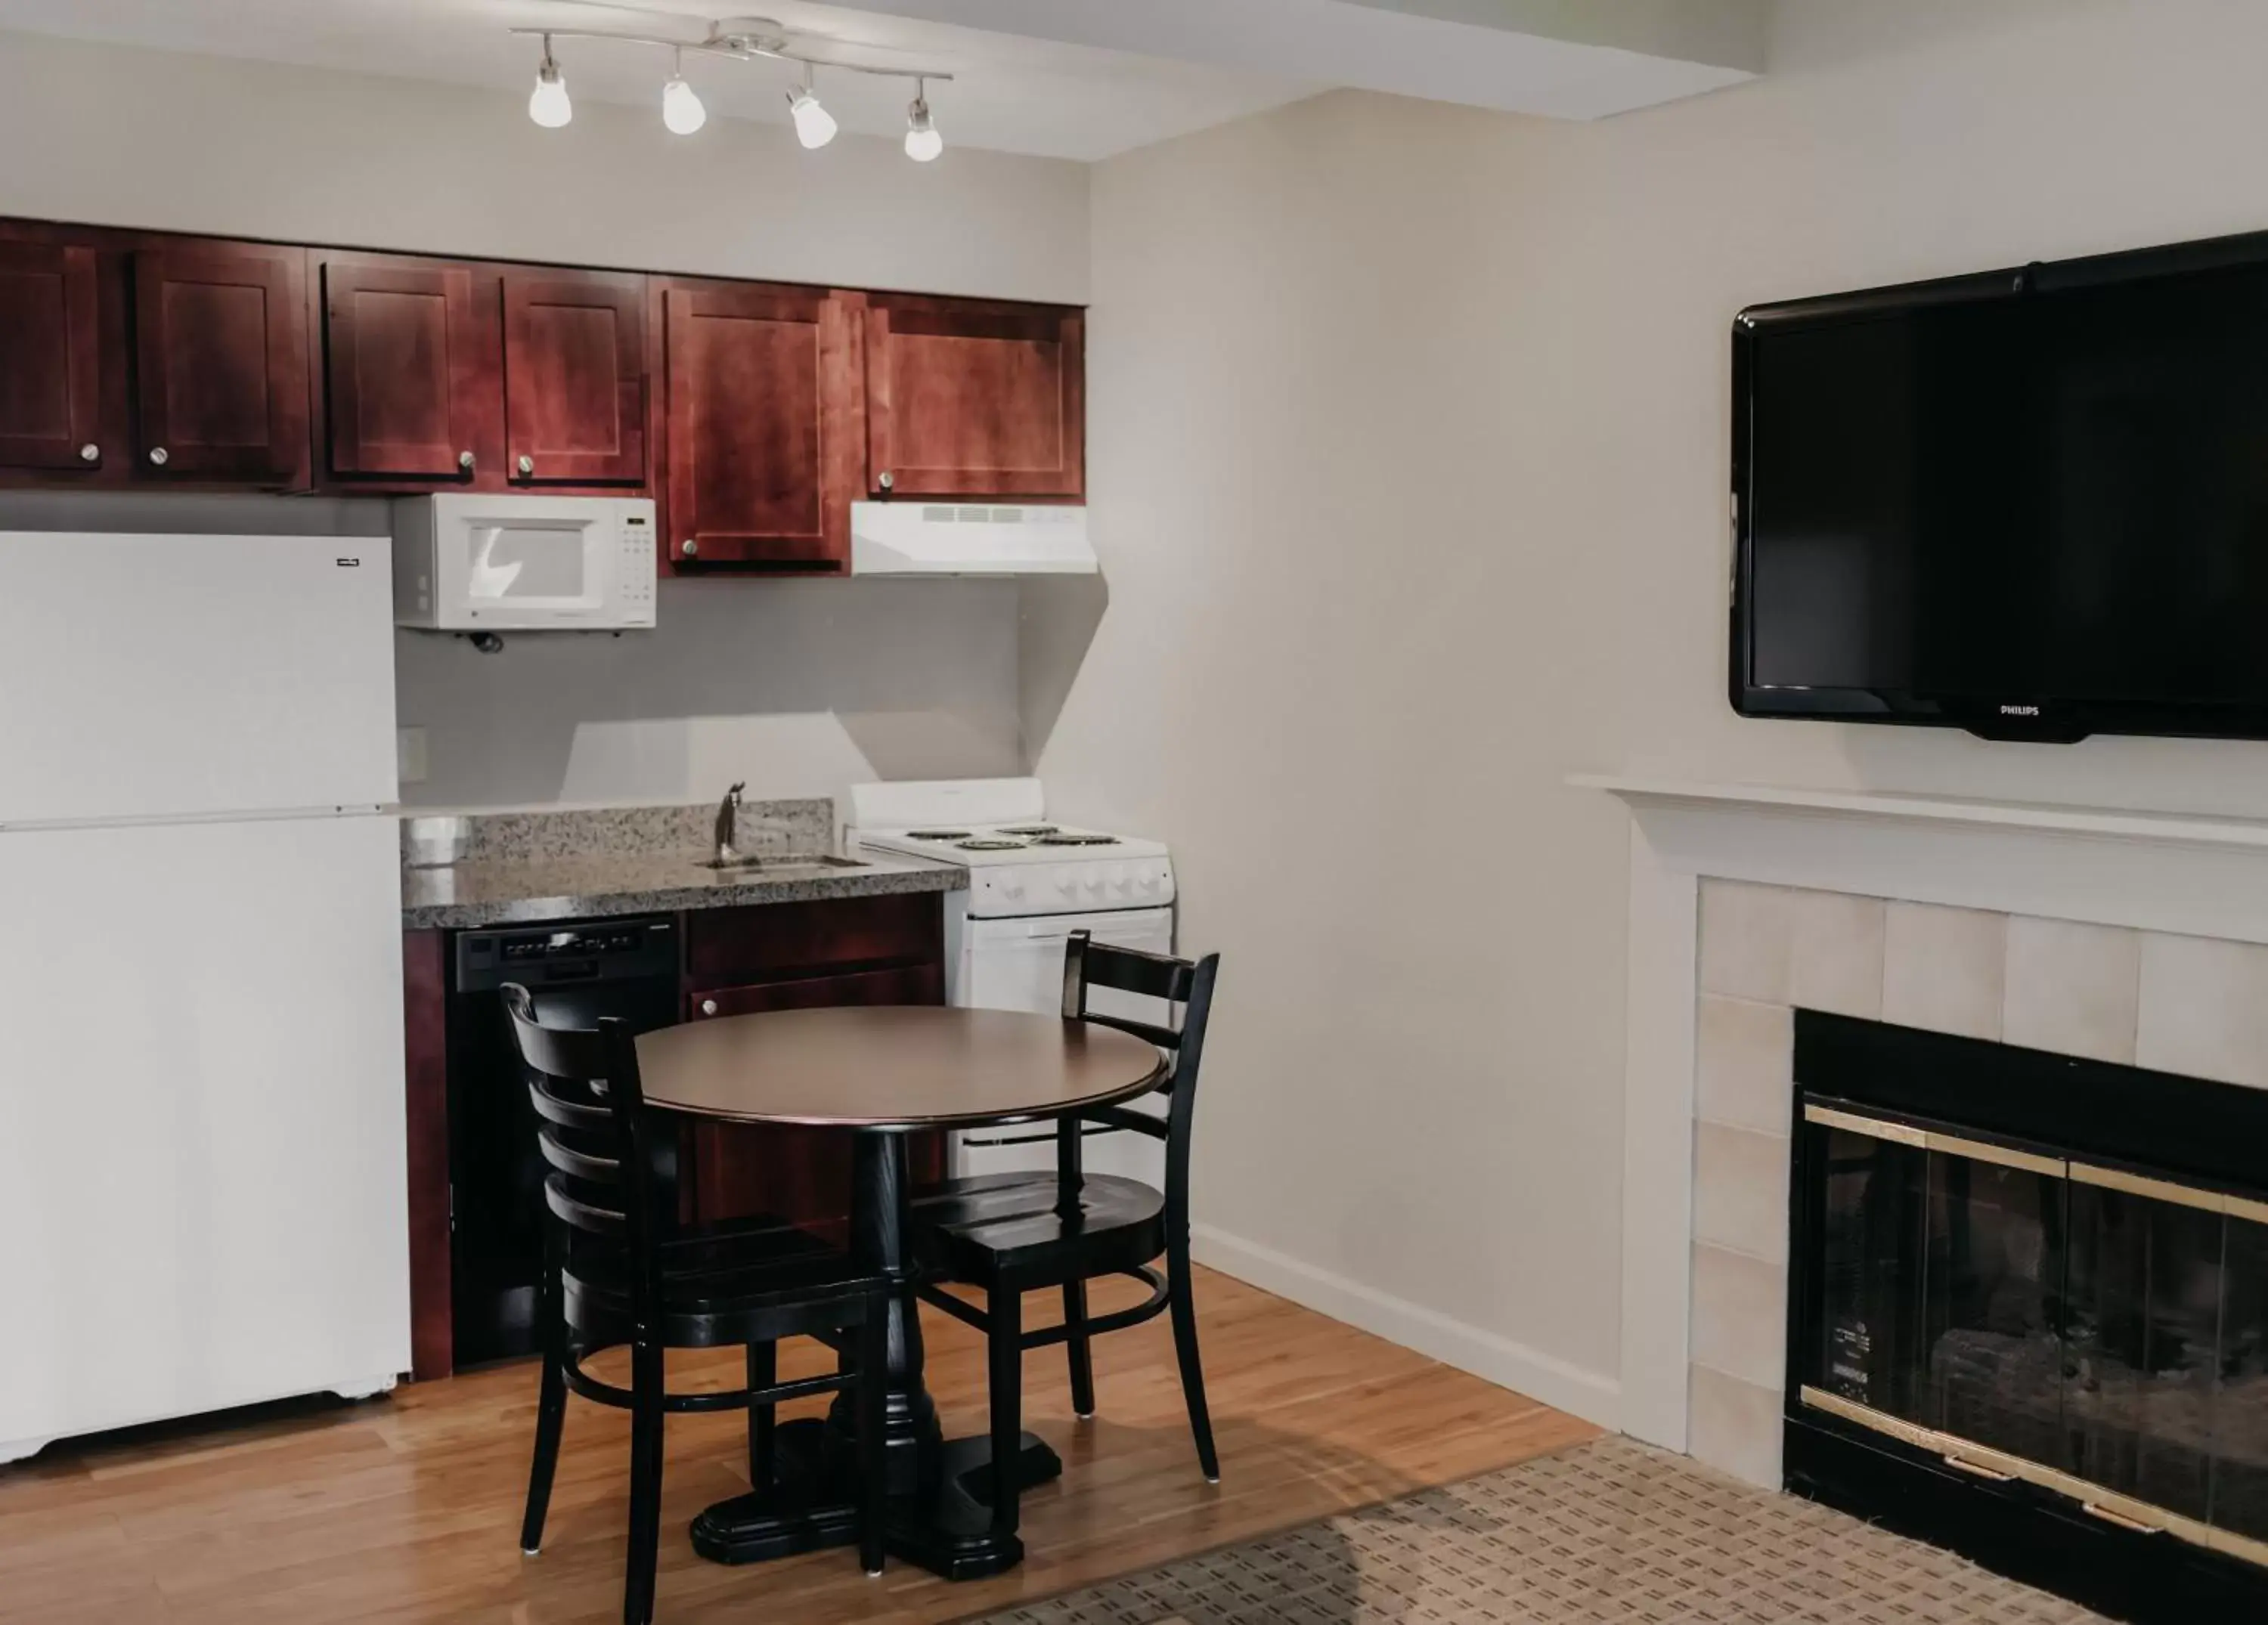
[510,16,950,159]
[662,48,706,135]
[904,78,942,162]
[786,66,838,150]
[527,33,572,128]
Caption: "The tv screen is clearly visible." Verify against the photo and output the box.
[1732,231,2268,741]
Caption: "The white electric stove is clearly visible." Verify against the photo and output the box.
[846,778,1175,1181]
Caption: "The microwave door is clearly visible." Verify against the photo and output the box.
[465,520,604,617]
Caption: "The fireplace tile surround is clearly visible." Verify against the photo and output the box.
[1688,876,2268,1490]
[1582,775,2268,1489]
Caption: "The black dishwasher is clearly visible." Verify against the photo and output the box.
[448,916,680,1367]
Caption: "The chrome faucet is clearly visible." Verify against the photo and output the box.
[713,782,745,865]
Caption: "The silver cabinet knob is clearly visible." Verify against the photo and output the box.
[516,453,534,477]
[147,447,169,467]
[699,998,718,1017]
[877,469,894,491]
[78,443,99,463]
[680,538,699,558]
[458,450,476,471]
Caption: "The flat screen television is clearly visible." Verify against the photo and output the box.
[1732,229,2268,742]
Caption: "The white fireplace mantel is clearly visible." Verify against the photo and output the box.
[1579,772,2268,1454]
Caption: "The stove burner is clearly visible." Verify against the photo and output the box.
[994,825,1060,836]
[956,837,1030,851]
[906,829,972,840]
[1036,833,1119,846]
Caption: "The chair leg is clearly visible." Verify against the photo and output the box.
[986,1284,1024,1539]
[745,1342,776,1495]
[622,1339,666,1625]
[856,1308,889,1577]
[1166,1237,1220,1483]
[521,1266,569,1555]
[1061,1277,1096,1419]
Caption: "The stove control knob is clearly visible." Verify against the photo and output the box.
[1058,875,1079,897]
[1005,881,1026,900]
[1084,876,1105,895]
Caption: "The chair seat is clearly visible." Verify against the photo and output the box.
[563,1222,885,1348]
[910,1171,1167,1288]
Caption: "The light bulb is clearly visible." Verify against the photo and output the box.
[787,86,838,150]
[904,92,942,162]
[528,41,571,128]
[662,63,705,135]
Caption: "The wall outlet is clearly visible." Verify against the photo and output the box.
[396,726,429,786]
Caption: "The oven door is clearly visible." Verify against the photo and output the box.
[955,906,1175,1181]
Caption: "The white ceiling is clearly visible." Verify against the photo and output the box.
[0,0,1761,162]
[0,0,1321,161]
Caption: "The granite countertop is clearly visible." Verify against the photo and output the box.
[398,797,965,930]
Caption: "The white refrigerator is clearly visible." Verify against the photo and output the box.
[0,532,411,1463]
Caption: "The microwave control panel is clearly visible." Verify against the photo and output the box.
[618,509,657,625]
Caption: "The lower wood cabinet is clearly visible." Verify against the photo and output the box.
[683,961,947,1232]
[401,891,949,1380]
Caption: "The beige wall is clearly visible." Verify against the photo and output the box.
[0,29,1086,809]
[1045,0,2268,1415]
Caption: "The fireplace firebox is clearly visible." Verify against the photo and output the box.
[1786,1011,2268,1623]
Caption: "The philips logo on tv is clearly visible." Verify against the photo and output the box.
[1999,704,2042,717]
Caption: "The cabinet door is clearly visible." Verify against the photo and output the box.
[864,295,1083,500]
[318,256,499,482]
[686,963,944,1229]
[659,280,863,568]
[0,240,105,474]
[132,242,311,487]
[501,269,646,485]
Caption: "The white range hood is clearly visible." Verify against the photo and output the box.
[850,501,1097,577]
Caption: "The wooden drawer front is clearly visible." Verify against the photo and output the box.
[689,960,943,1021]
[685,891,942,987]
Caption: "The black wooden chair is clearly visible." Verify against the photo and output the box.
[909,932,1222,1543]
[503,983,891,1625]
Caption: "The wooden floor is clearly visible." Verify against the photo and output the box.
[0,1268,1597,1624]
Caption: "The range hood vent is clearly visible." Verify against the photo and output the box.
[850,501,1096,577]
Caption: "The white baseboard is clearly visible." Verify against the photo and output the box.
[1190,1223,1622,1432]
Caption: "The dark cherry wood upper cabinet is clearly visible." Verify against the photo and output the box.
[315,254,501,484]
[132,240,311,488]
[863,293,1084,500]
[501,268,646,486]
[0,240,107,475]
[656,278,863,569]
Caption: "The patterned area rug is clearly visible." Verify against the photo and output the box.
[975,1435,2106,1624]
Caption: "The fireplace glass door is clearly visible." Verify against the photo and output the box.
[1799,1103,2268,1562]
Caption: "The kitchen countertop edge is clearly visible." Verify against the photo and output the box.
[401,853,966,931]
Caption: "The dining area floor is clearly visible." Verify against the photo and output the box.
[0,1268,1597,1625]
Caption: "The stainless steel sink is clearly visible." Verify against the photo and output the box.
[696,853,869,873]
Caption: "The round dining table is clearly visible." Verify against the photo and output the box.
[634,1004,1167,1580]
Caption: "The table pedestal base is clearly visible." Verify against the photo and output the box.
[688,1416,1062,1580]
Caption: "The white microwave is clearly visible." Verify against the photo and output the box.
[391,494,657,631]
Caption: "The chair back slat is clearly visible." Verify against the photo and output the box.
[536,1122,620,1185]
[1079,1011,1182,1052]
[544,1173,626,1236]
[1056,931,1220,1230]
[527,1075,612,1134]
[503,983,662,1315]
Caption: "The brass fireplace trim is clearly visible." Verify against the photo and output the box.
[1799,1385,2268,1571]
[1801,1104,2064,1179]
